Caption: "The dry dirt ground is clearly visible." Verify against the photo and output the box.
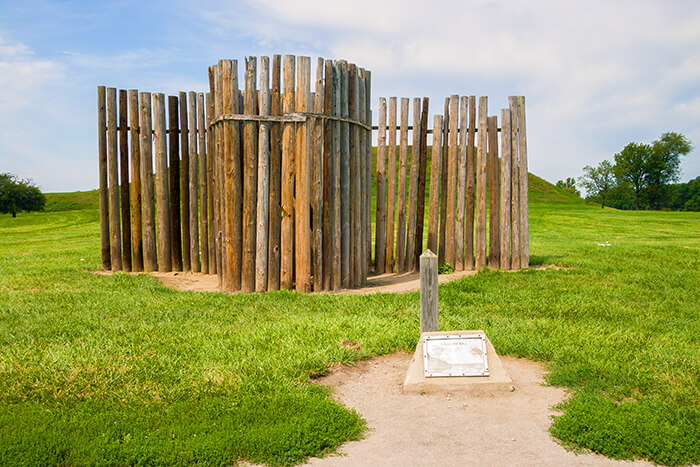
[305,353,652,466]
[100,264,567,295]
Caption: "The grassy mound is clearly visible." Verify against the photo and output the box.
[44,190,99,212]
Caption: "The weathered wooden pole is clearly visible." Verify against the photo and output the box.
[375,97,387,274]
[128,90,143,272]
[475,96,488,270]
[331,62,342,290]
[312,57,324,291]
[97,86,110,270]
[179,91,191,272]
[322,59,335,290]
[280,55,296,290]
[188,91,200,273]
[465,96,476,270]
[256,56,271,292]
[396,97,409,273]
[427,114,443,254]
[455,96,468,271]
[268,54,282,290]
[197,92,209,274]
[223,59,243,291]
[153,93,172,272]
[168,95,183,272]
[139,92,157,272]
[364,71,372,276]
[517,96,529,269]
[420,250,439,334]
[294,56,311,291]
[205,92,216,274]
[118,90,132,271]
[405,98,421,271]
[106,87,122,272]
[487,115,500,268]
[339,60,350,288]
[384,96,397,273]
[509,96,520,270]
[445,95,459,270]
[499,108,512,270]
[414,97,430,270]
[348,64,361,286]
[438,97,449,265]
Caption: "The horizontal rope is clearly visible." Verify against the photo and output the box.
[210,112,372,131]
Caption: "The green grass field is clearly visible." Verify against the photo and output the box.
[1,179,699,465]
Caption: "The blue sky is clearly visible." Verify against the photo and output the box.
[1,0,699,192]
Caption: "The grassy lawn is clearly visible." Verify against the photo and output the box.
[1,182,699,465]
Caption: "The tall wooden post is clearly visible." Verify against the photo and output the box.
[331,62,342,290]
[295,56,311,292]
[168,95,183,272]
[375,97,387,274]
[414,97,429,270]
[405,98,421,271]
[475,96,488,270]
[128,90,143,272]
[465,96,476,270]
[499,108,512,270]
[384,96,397,273]
[139,92,157,272]
[118,90,132,271]
[106,88,122,271]
[312,57,324,291]
[268,54,282,290]
[339,60,350,288]
[455,96,468,271]
[487,115,500,268]
[438,97,449,265]
[197,92,209,274]
[179,91,191,272]
[256,56,271,292]
[420,250,438,334]
[153,93,172,272]
[97,86,110,270]
[280,55,296,290]
[517,96,529,269]
[427,115,443,254]
[396,97,409,273]
[509,96,520,270]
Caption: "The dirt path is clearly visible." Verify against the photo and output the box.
[97,264,566,295]
[306,353,651,466]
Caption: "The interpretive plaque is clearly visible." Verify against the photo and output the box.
[422,333,489,377]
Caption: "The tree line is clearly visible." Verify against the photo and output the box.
[569,132,697,211]
[0,173,45,217]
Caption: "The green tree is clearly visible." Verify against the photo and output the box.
[645,132,692,209]
[579,160,615,208]
[613,142,650,210]
[556,177,581,196]
[612,132,693,210]
[0,173,46,217]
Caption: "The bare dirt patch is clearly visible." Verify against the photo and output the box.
[94,264,567,295]
[306,353,650,466]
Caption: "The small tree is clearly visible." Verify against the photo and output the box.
[579,160,615,208]
[0,173,46,217]
[613,143,651,210]
[556,177,581,197]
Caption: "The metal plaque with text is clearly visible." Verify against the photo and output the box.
[422,334,489,377]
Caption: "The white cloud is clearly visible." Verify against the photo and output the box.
[198,0,700,183]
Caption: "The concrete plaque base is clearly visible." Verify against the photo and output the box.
[403,330,515,394]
